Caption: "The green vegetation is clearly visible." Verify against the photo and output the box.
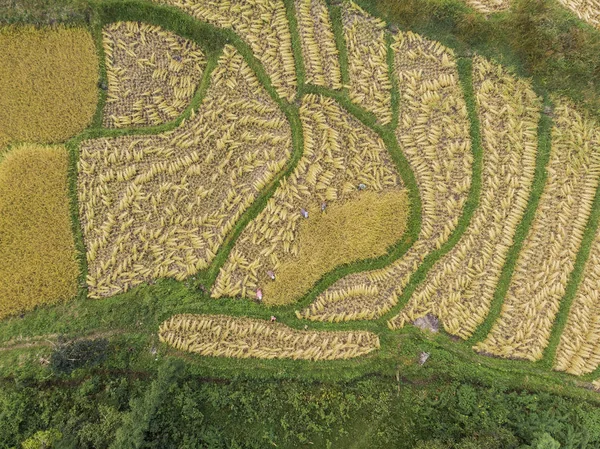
[3,358,600,448]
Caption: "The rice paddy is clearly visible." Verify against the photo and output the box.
[0,144,79,319]
[475,98,600,361]
[341,0,393,124]
[389,58,540,338]
[0,26,98,144]
[155,0,297,101]
[295,0,343,89]
[212,93,403,305]
[102,21,206,128]
[159,314,380,360]
[3,0,600,379]
[79,45,292,298]
[265,189,409,306]
[300,31,472,322]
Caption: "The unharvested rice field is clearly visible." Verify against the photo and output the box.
[4,0,600,381]
[79,45,292,298]
[159,314,380,359]
[0,26,98,144]
[102,21,207,128]
[0,144,79,319]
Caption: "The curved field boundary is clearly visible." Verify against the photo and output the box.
[325,0,351,90]
[378,57,483,323]
[467,96,553,345]
[283,0,307,97]
[284,84,423,312]
[207,0,422,310]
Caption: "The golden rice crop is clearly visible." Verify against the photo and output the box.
[102,21,206,128]
[465,0,511,14]
[159,314,380,360]
[389,57,540,337]
[0,144,79,319]
[212,93,402,305]
[0,26,98,144]
[476,98,600,361]
[79,45,292,298]
[155,0,297,101]
[550,103,600,375]
[301,31,472,322]
[341,0,392,124]
[557,0,600,30]
[264,190,409,306]
[295,0,343,89]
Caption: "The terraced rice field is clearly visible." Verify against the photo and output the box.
[102,21,207,128]
[4,0,600,381]
[79,44,292,298]
[389,57,540,338]
[0,26,98,144]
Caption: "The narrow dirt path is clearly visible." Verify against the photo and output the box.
[0,329,125,352]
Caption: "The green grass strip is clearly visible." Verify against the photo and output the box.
[541,163,600,369]
[325,0,351,90]
[282,0,306,98]
[467,95,553,345]
[376,57,483,324]
[90,18,108,130]
[90,0,224,55]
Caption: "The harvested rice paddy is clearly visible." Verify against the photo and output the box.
[102,21,207,128]
[159,314,380,360]
[3,0,600,392]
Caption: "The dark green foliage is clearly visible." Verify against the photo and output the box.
[50,337,109,375]
[3,372,600,449]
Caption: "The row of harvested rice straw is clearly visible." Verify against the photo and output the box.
[389,57,540,338]
[103,22,206,128]
[212,93,401,304]
[159,314,380,360]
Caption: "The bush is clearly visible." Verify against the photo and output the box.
[50,338,110,375]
